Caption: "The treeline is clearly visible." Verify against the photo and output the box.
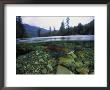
[16,16,94,38]
[40,17,94,37]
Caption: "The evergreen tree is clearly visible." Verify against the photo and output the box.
[59,21,65,35]
[53,27,56,32]
[77,23,84,35]
[66,17,70,29]
[49,26,52,36]
[66,17,70,35]
[16,16,22,23]
[16,16,27,38]
[53,27,56,36]
[84,19,94,35]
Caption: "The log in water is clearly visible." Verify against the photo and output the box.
[16,35,94,43]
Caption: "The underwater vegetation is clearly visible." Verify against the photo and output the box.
[16,41,94,74]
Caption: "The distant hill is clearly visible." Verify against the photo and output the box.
[23,24,49,37]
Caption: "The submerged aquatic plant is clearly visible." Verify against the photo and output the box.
[16,41,94,74]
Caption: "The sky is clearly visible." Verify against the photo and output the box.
[21,16,94,30]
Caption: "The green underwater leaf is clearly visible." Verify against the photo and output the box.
[67,51,77,58]
[42,68,47,74]
[59,51,77,65]
[75,61,84,68]
[56,65,72,74]
[76,67,89,74]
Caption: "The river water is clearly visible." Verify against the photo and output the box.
[16,35,94,43]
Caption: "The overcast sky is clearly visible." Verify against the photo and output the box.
[21,16,94,30]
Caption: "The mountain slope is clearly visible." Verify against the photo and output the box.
[23,24,49,37]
